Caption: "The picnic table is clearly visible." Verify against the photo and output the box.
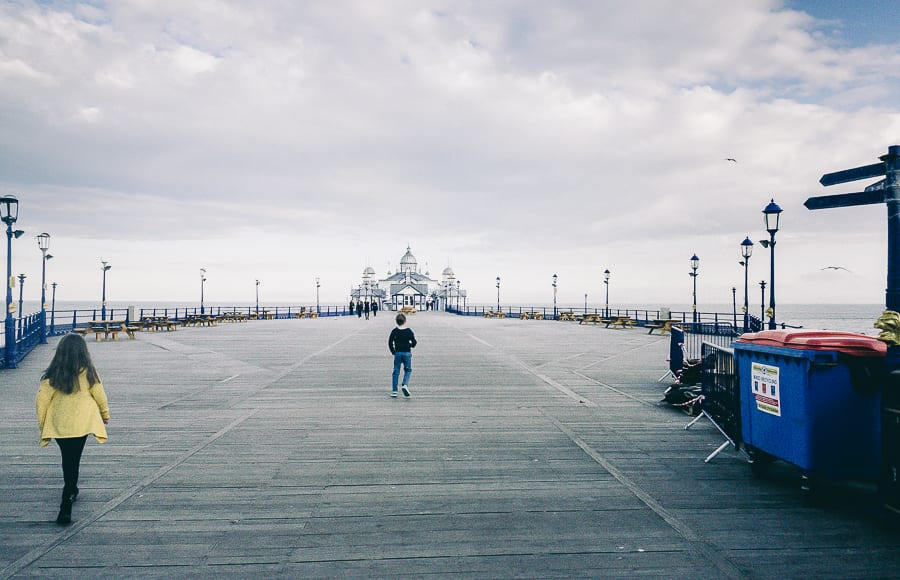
[137,316,178,331]
[557,311,577,321]
[74,319,135,341]
[645,319,679,335]
[220,312,248,322]
[484,310,506,318]
[298,310,319,318]
[579,313,608,325]
[607,316,637,329]
[519,311,544,320]
[182,314,218,327]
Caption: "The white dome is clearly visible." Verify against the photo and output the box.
[399,246,417,273]
[442,266,455,278]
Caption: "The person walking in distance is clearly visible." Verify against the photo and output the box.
[364,300,370,320]
[388,312,417,397]
[371,300,378,317]
[36,333,110,525]
[356,300,363,318]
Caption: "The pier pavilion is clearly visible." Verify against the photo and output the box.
[352,246,464,311]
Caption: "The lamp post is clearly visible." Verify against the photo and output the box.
[37,233,51,344]
[17,274,25,327]
[689,254,699,324]
[316,277,320,314]
[100,260,111,320]
[200,268,207,314]
[761,199,782,329]
[1,195,21,368]
[732,287,737,330]
[759,280,767,325]
[603,269,610,318]
[50,282,57,335]
[496,276,500,311]
[552,273,558,319]
[256,279,260,315]
[456,280,461,311]
[740,236,753,332]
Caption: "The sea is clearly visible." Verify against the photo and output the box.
[7,300,888,336]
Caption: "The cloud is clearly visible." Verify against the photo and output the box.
[1,0,899,305]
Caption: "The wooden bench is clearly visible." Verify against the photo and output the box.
[558,312,576,321]
[400,306,417,316]
[484,310,506,318]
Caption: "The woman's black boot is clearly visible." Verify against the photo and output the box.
[56,494,74,525]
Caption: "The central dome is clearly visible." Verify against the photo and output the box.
[399,245,417,273]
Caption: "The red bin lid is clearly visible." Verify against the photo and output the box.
[735,330,886,356]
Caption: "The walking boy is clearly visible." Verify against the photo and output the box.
[388,313,417,397]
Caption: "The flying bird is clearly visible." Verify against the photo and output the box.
[725,158,737,163]
[821,266,852,273]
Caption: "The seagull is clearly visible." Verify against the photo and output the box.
[725,158,737,163]
[821,266,852,273]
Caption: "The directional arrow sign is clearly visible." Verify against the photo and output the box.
[819,162,885,186]
[804,189,886,210]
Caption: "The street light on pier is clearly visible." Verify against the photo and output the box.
[2,195,22,368]
[17,274,26,326]
[200,268,207,314]
[255,279,260,315]
[603,269,610,318]
[732,287,737,330]
[37,233,52,344]
[760,199,782,330]
[759,280,767,325]
[316,277,321,315]
[496,276,500,311]
[50,282,57,335]
[456,280,461,311]
[689,255,699,324]
[100,260,111,320]
[740,236,753,332]
[552,273,558,319]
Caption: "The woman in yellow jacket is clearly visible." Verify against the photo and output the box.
[36,333,110,525]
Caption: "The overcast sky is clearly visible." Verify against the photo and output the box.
[2,0,900,307]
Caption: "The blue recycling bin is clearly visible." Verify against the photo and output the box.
[734,330,885,481]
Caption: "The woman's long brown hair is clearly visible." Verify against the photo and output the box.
[41,333,100,394]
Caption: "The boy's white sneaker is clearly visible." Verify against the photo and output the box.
[401,386,410,397]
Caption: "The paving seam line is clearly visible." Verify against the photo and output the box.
[575,338,667,372]
[224,325,367,409]
[1,409,259,580]
[455,327,598,408]
[570,370,659,409]
[541,412,747,580]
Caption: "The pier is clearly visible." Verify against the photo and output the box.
[2,313,898,578]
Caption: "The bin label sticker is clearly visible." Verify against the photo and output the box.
[751,362,781,416]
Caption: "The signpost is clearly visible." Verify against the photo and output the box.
[805,145,900,310]
[805,144,899,521]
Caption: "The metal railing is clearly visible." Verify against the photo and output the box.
[685,342,744,463]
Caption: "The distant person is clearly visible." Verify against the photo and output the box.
[357,300,363,318]
[349,299,354,316]
[364,300,370,320]
[36,333,110,525]
[371,300,378,317]
[388,312,417,397]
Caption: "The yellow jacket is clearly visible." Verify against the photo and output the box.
[36,370,110,447]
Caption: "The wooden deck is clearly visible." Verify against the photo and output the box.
[1,313,898,578]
